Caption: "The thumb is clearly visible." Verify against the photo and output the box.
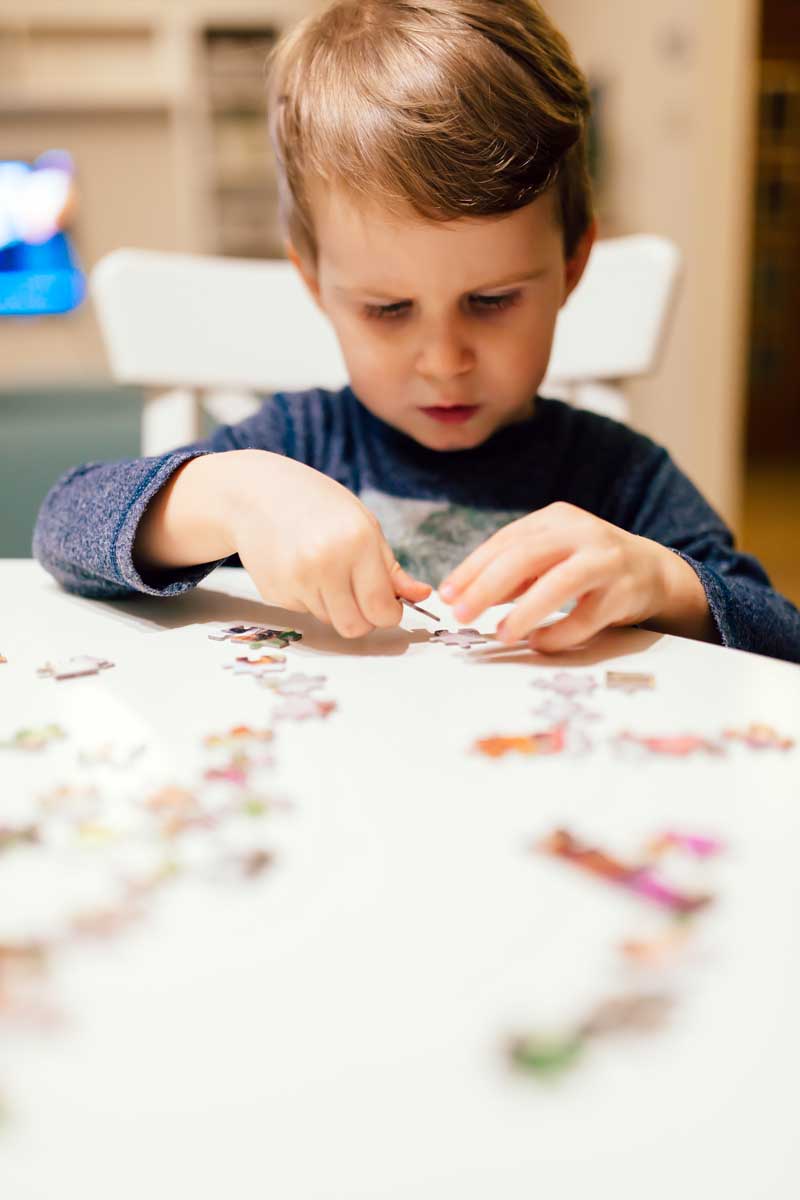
[388,557,432,602]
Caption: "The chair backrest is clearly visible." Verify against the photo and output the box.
[92,235,680,395]
[545,234,680,385]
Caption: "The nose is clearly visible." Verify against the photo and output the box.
[415,318,475,382]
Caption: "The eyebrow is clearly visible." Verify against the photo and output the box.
[333,268,546,301]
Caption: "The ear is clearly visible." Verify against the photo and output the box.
[561,218,597,306]
[286,241,324,311]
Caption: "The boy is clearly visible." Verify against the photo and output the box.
[34,0,800,662]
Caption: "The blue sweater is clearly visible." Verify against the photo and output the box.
[33,388,800,663]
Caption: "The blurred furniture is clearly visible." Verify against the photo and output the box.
[91,236,681,455]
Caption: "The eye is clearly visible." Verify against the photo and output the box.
[469,291,520,314]
[363,301,411,321]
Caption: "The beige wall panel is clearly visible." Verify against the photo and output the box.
[551,0,759,525]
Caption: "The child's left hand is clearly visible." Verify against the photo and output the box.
[439,502,716,652]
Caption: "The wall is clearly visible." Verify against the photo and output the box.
[551,0,760,525]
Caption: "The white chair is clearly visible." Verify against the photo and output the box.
[91,236,680,455]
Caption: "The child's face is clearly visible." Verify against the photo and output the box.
[293,187,594,451]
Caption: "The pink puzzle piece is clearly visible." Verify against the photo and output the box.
[532,672,597,698]
[616,731,724,758]
[274,695,337,722]
[431,628,487,648]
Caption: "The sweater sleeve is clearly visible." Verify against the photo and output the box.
[617,444,800,664]
[32,393,293,600]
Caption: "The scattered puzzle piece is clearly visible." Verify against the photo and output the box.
[273,695,337,722]
[723,723,795,751]
[0,825,40,852]
[431,627,487,648]
[262,672,327,697]
[37,655,114,681]
[475,725,567,758]
[0,724,66,752]
[606,670,656,694]
[532,696,601,725]
[209,624,302,650]
[532,672,597,698]
[203,726,274,750]
[224,653,287,677]
[509,991,674,1078]
[615,731,724,758]
[539,829,712,914]
[208,623,258,641]
[580,992,674,1037]
[647,831,724,859]
[622,919,694,966]
[78,743,145,769]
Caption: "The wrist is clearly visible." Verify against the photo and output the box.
[644,541,718,642]
[135,451,247,571]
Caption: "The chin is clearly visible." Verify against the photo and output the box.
[412,418,498,452]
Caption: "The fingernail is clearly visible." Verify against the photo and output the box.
[453,603,469,621]
[440,583,454,601]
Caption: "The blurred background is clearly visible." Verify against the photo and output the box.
[0,0,797,607]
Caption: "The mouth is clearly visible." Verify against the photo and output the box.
[419,405,480,425]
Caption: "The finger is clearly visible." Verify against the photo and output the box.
[392,563,432,602]
[379,542,432,602]
[305,588,331,627]
[353,547,403,629]
[439,524,520,602]
[528,591,611,653]
[497,551,611,644]
[322,576,375,640]
[450,537,569,624]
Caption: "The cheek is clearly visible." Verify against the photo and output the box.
[482,309,557,388]
[331,313,410,387]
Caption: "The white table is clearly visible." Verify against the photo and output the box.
[1,560,799,1200]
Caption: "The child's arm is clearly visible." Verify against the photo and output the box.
[33,392,430,636]
[134,448,430,637]
[441,447,800,664]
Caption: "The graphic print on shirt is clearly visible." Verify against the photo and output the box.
[359,488,526,585]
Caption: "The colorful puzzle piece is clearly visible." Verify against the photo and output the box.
[539,829,712,914]
[475,725,567,758]
[209,624,302,650]
[0,724,66,752]
[509,991,674,1077]
[203,726,274,750]
[646,831,724,859]
[224,653,287,677]
[621,920,694,966]
[723,723,795,751]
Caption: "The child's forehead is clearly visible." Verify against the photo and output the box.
[310,184,562,289]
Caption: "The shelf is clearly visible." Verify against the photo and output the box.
[0,92,179,116]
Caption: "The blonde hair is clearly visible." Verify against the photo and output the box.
[268,0,592,261]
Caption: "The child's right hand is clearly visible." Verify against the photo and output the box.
[230,451,430,637]
[136,449,431,639]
